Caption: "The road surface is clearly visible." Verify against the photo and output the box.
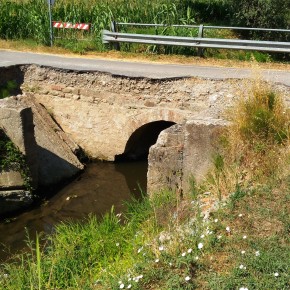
[0,50,289,86]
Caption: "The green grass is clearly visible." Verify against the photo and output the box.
[0,0,288,62]
[1,177,288,289]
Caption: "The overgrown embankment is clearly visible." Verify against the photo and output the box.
[0,80,289,289]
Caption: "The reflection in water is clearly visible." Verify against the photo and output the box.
[0,161,147,261]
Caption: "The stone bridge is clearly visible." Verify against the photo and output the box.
[1,64,289,200]
[3,65,246,160]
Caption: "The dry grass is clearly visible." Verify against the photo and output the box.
[1,39,290,71]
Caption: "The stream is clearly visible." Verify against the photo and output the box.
[0,161,147,261]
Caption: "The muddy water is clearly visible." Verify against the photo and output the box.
[0,161,147,261]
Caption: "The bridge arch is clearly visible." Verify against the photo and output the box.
[115,120,176,161]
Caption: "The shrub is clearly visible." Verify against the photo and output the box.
[230,0,290,41]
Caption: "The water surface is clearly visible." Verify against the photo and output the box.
[0,161,147,261]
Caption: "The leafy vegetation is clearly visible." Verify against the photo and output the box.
[230,0,290,41]
[0,80,18,99]
[0,130,32,191]
[0,0,289,60]
[0,79,289,289]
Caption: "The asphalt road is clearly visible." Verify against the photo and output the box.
[0,50,290,86]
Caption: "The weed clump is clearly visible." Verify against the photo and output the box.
[231,81,289,145]
[207,79,289,199]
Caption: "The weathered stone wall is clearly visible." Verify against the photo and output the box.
[0,96,84,188]
[17,65,289,161]
[0,104,38,186]
[148,124,184,194]
[147,119,229,195]
[19,65,238,160]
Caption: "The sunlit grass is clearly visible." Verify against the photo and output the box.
[1,0,287,63]
[0,72,289,289]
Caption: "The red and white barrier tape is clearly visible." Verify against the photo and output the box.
[53,21,90,30]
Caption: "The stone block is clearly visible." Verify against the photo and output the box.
[19,96,84,187]
[51,85,64,91]
[63,87,73,93]
[182,119,228,192]
[147,119,229,196]
[0,171,24,189]
[0,104,39,187]
[147,124,184,195]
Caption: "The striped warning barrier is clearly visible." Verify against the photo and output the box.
[53,21,90,30]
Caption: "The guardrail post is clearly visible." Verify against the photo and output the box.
[111,21,120,51]
[197,24,204,57]
[48,0,54,46]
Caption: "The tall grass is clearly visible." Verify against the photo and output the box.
[1,0,281,60]
[206,79,289,198]
[0,0,195,47]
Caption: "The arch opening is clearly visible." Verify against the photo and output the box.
[115,121,176,162]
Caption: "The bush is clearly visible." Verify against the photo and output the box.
[230,0,290,41]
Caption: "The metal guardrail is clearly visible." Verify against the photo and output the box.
[102,22,290,54]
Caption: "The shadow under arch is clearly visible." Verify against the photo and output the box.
[114,120,176,195]
[115,120,176,162]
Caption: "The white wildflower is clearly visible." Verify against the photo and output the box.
[214,218,218,223]
[238,213,243,217]
[120,284,125,289]
[187,248,192,253]
[116,243,120,247]
[127,285,132,289]
[182,252,186,257]
[226,226,231,232]
[255,251,260,256]
[185,276,191,281]
[200,234,205,239]
[198,243,203,249]
[195,256,199,260]
[155,259,159,263]
[159,246,164,251]
[217,235,222,239]
[239,264,246,270]
[274,272,279,277]
[241,250,246,255]
[243,235,247,239]
[137,247,143,253]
